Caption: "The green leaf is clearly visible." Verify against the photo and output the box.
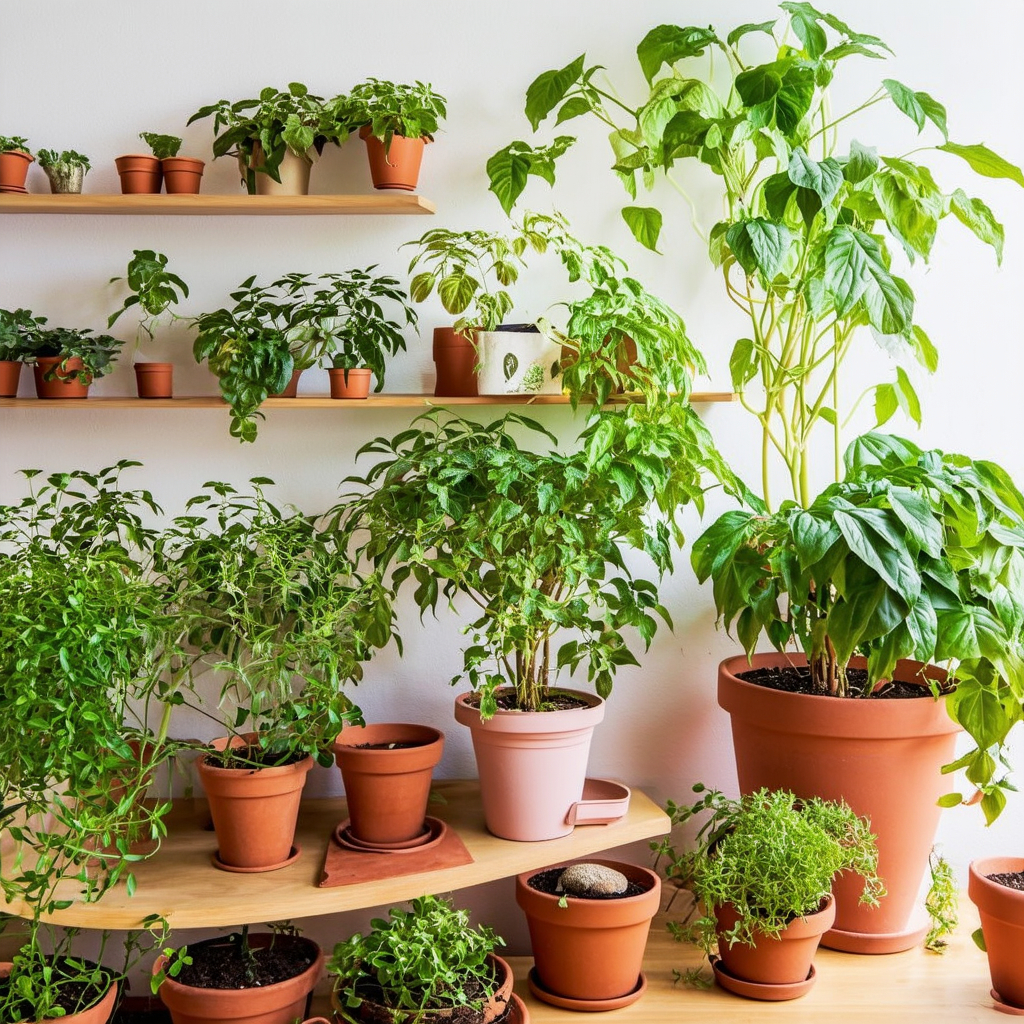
[437,271,479,315]
[729,338,757,389]
[916,92,949,140]
[939,142,1024,187]
[874,382,898,426]
[883,79,925,132]
[525,55,585,130]
[845,140,878,184]
[636,24,720,84]
[775,65,817,135]
[622,206,663,252]
[736,65,782,107]
[950,189,1005,264]
[788,148,843,207]
[727,20,776,47]
[936,792,963,808]
[824,226,913,333]
[782,2,828,58]
[555,97,592,125]
[908,324,939,373]
[893,366,921,425]
[726,218,793,280]
[972,927,987,952]
[982,787,1008,825]
[486,145,530,215]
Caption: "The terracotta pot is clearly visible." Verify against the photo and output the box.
[969,857,1024,1009]
[331,952,513,1024]
[359,125,428,191]
[0,962,116,1023]
[240,143,314,196]
[328,367,372,399]
[454,690,605,841]
[135,362,173,398]
[270,368,303,398]
[156,934,323,1024]
[333,723,444,845]
[718,653,960,953]
[115,154,162,194]
[162,156,205,194]
[0,149,34,191]
[33,356,91,399]
[0,360,22,397]
[516,859,660,1002]
[196,735,313,871]
[714,895,835,988]
[433,327,478,397]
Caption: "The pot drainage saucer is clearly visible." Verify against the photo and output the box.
[711,957,816,1001]
[0,186,28,194]
[211,844,301,873]
[992,989,1024,1016]
[527,967,646,1011]
[334,816,446,854]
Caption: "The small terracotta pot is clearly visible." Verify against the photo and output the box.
[240,143,314,196]
[0,150,34,191]
[714,895,835,988]
[156,934,323,1024]
[0,360,22,397]
[0,962,116,1023]
[969,857,1024,1009]
[270,368,303,398]
[454,690,604,841]
[135,362,173,398]
[333,723,444,845]
[196,735,313,871]
[433,327,478,398]
[331,953,513,1024]
[328,367,371,399]
[360,125,428,191]
[516,859,660,1002]
[115,154,163,194]
[718,653,959,953]
[162,156,205,194]
[33,356,91,399]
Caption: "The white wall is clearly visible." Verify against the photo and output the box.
[2,0,1023,963]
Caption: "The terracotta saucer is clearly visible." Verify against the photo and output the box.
[711,957,817,1001]
[821,909,928,954]
[0,186,27,194]
[992,989,1024,1016]
[334,816,446,854]
[211,844,301,873]
[527,967,646,1011]
[500,992,530,1023]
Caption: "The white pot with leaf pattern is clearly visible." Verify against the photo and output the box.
[476,324,563,396]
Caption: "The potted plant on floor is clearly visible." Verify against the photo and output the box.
[0,307,45,396]
[336,406,740,841]
[160,478,397,871]
[188,83,337,195]
[109,249,190,398]
[36,148,90,194]
[969,857,1024,1012]
[0,136,33,192]
[333,78,446,192]
[24,325,123,399]
[327,894,514,1024]
[516,859,661,1010]
[658,785,882,1000]
[139,133,205,194]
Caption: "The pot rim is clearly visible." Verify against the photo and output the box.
[454,688,605,735]
[969,857,1024,916]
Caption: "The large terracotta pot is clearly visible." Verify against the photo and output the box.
[332,723,444,845]
[240,143,315,196]
[135,362,173,398]
[718,653,959,953]
[155,934,323,1024]
[0,962,116,1023]
[33,356,90,399]
[0,360,22,397]
[0,149,34,191]
[433,327,478,397]
[359,126,428,191]
[328,367,371,399]
[969,857,1024,1009]
[115,154,162,194]
[454,690,605,841]
[714,895,835,987]
[516,859,660,1002]
[162,156,205,194]
[330,953,513,1024]
[196,736,313,871]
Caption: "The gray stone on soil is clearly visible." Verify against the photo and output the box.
[557,863,629,897]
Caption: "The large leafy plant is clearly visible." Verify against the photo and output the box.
[336,78,447,153]
[489,4,1023,508]
[24,326,124,384]
[0,308,46,362]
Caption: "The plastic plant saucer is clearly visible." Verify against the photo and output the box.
[711,956,817,1001]
[992,989,1024,1016]
[334,816,447,854]
[211,844,301,873]
[527,967,647,1011]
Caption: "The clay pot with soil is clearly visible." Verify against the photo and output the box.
[0,960,116,1024]
[155,931,323,1024]
[328,367,372,400]
[0,138,34,193]
[33,356,91,399]
[115,155,162,194]
[360,127,428,191]
[516,859,660,1010]
[432,326,478,397]
[969,856,1024,1011]
[332,724,443,846]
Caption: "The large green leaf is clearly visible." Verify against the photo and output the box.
[950,189,1005,264]
[486,145,530,216]
[844,140,878,184]
[525,55,586,130]
[939,142,1024,187]
[824,226,913,333]
[736,64,783,107]
[834,507,920,602]
[883,79,925,131]
[872,173,938,262]
[637,25,720,83]
[949,679,1008,752]
[727,20,777,47]
[792,509,840,568]
[621,206,663,252]
[726,218,793,280]
[775,65,816,135]
[788,148,843,207]
[781,1,827,58]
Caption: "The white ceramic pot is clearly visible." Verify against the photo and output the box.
[476,327,563,396]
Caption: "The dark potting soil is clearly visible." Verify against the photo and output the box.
[464,690,594,713]
[349,973,499,1024]
[528,867,651,900]
[351,740,428,750]
[174,934,316,990]
[988,871,1024,892]
[739,664,950,699]
[203,746,307,770]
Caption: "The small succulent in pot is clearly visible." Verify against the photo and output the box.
[36,148,90,193]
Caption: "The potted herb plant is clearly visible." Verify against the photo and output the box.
[0,135,33,192]
[969,857,1024,1012]
[327,894,513,1024]
[160,478,397,871]
[109,249,189,398]
[516,859,660,1010]
[658,786,881,1000]
[24,325,123,399]
[336,406,739,841]
[36,148,90,194]
[188,83,336,195]
[138,132,206,194]
[0,307,45,396]
[334,78,446,192]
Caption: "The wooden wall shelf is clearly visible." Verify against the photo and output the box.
[0,194,435,216]
[4,781,668,930]
[0,392,736,409]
